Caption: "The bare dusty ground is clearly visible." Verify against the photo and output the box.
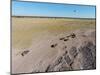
[12,17,96,74]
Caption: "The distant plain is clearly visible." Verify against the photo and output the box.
[12,17,95,49]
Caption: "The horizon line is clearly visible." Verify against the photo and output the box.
[12,15,96,20]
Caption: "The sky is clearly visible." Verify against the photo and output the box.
[12,0,96,18]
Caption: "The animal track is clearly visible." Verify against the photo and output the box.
[45,33,95,72]
[69,47,78,58]
[63,55,72,66]
[49,33,77,68]
[45,49,74,72]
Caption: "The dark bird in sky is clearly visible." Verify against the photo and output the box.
[73,10,77,13]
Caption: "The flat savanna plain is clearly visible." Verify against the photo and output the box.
[12,17,96,74]
[12,17,95,49]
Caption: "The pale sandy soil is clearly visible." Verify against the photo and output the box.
[12,29,96,74]
[12,17,96,74]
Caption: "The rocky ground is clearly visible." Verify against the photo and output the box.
[12,29,96,74]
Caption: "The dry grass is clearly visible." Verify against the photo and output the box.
[12,17,95,49]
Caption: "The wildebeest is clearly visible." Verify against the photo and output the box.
[21,50,29,56]
[64,39,69,41]
[70,33,76,38]
[51,43,58,48]
[59,37,65,40]
[66,33,76,38]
